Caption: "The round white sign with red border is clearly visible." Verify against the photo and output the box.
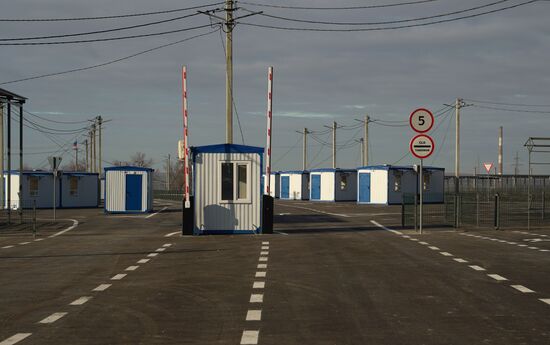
[410,134,435,159]
[409,108,434,133]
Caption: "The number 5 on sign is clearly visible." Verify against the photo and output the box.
[409,108,434,133]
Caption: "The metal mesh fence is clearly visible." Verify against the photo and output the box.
[153,190,184,201]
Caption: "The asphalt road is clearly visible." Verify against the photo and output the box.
[0,199,549,344]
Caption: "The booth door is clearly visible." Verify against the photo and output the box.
[280,176,290,199]
[358,173,371,203]
[311,175,321,200]
[125,174,143,211]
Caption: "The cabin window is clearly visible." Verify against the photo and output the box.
[221,162,234,201]
[69,176,79,196]
[423,173,431,191]
[394,173,402,192]
[29,176,39,196]
[220,161,251,203]
[340,174,348,191]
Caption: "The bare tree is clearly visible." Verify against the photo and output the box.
[111,152,153,168]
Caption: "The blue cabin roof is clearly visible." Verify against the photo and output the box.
[357,165,444,171]
[104,166,154,172]
[191,143,264,155]
[4,170,99,176]
[280,170,309,174]
[309,168,356,173]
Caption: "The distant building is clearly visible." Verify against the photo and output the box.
[263,171,280,198]
[104,166,154,213]
[279,170,309,200]
[309,168,357,202]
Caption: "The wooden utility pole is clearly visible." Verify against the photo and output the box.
[225,0,234,144]
[332,122,337,169]
[498,126,503,175]
[98,116,103,174]
[84,139,89,172]
[364,115,369,166]
[296,128,309,171]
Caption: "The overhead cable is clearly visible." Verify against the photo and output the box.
[238,0,439,10]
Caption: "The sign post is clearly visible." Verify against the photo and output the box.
[409,108,436,234]
[48,156,62,221]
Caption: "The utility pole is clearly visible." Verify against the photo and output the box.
[364,115,369,166]
[0,102,3,210]
[91,122,96,173]
[455,98,462,179]
[296,128,309,170]
[98,116,103,175]
[225,0,234,144]
[84,139,89,172]
[166,154,171,190]
[498,126,503,175]
[357,138,365,166]
[74,142,78,170]
[332,121,337,169]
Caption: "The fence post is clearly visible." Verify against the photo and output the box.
[542,190,545,221]
[453,194,459,228]
[32,200,37,238]
[414,194,418,232]
[494,193,500,230]
[476,193,480,228]
[401,198,405,228]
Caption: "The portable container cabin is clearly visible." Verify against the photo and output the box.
[309,168,357,202]
[104,166,154,213]
[191,144,263,234]
[357,165,444,205]
[279,170,310,200]
[3,171,99,209]
[263,171,280,198]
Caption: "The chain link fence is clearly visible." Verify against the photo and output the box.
[153,190,184,201]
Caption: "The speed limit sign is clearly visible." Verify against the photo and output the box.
[409,108,434,133]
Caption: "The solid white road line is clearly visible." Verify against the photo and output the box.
[282,203,351,218]
[274,230,289,235]
[38,312,67,324]
[369,220,402,234]
[255,271,266,278]
[440,252,453,257]
[70,296,92,306]
[428,246,440,250]
[111,274,127,280]
[125,266,139,271]
[240,330,259,345]
[469,265,486,271]
[164,231,180,237]
[488,274,508,281]
[257,264,267,269]
[511,285,535,293]
[539,298,550,305]
[1,245,14,249]
[246,310,262,321]
[163,243,172,247]
[0,333,32,345]
[260,251,269,255]
[253,282,265,289]
[146,206,168,219]
[453,258,468,263]
[147,253,159,257]
[155,248,166,252]
[49,219,79,238]
[137,259,150,264]
[262,241,269,245]
[92,284,112,291]
[34,238,44,242]
[259,257,268,262]
[250,294,263,303]
[261,246,269,250]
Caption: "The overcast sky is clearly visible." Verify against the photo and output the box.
[1,0,549,174]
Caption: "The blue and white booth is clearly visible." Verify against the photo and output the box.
[191,144,264,234]
[309,168,357,202]
[4,171,99,209]
[357,165,444,205]
[263,171,280,198]
[279,170,309,200]
[104,166,153,213]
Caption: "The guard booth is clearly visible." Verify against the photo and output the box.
[309,168,357,202]
[190,144,264,234]
[357,165,444,204]
[263,171,280,198]
[104,166,154,213]
[279,170,309,200]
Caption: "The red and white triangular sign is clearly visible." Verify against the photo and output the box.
[483,162,493,173]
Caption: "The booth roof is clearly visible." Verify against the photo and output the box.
[280,170,309,174]
[191,143,264,154]
[309,168,356,173]
[357,165,445,171]
[104,166,154,172]
[0,87,26,103]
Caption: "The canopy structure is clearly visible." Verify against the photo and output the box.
[0,88,27,223]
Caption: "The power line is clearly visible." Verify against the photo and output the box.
[238,0,539,32]
[250,0,514,26]
[0,13,203,42]
[273,135,302,165]
[0,3,224,22]
[25,110,92,124]
[471,104,550,114]
[239,0,439,10]
[0,23,214,46]
[464,98,550,107]
[430,108,454,165]
[0,29,219,85]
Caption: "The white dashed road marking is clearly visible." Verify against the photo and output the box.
[0,333,32,345]
[253,282,265,289]
[240,330,259,345]
[511,285,535,293]
[453,258,468,263]
[257,264,267,269]
[428,246,440,250]
[260,251,269,255]
[255,271,266,278]
[250,294,263,303]
[469,265,486,271]
[92,284,112,291]
[164,231,180,237]
[440,252,453,257]
[147,253,159,257]
[70,296,92,306]
[488,274,508,281]
[125,266,139,271]
[540,298,550,305]
[246,310,262,321]
[38,312,67,324]
[262,241,269,245]
[1,245,14,249]
[261,246,269,250]
[419,241,429,245]
[111,274,127,280]
[163,243,172,247]
[137,259,150,264]
[155,247,166,252]
[259,257,268,262]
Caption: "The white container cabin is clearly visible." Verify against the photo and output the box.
[263,171,280,198]
[309,168,357,202]
[192,144,264,234]
[3,171,99,209]
[357,165,445,205]
[104,166,153,213]
[279,170,309,200]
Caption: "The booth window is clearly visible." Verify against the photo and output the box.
[69,176,79,196]
[29,176,39,196]
[394,173,402,192]
[221,162,234,201]
[220,161,251,203]
[340,174,348,191]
